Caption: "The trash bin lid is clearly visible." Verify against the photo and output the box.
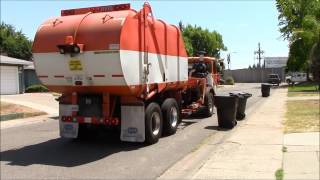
[229,91,252,97]
[214,95,233,98]
[229,91,245,95]
[262,83,272,86]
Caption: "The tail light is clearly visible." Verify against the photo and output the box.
[61,116,72,121]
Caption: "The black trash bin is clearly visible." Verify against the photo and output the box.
[261,84,271,97]
[230,92,252,120]
[214,95,238,129]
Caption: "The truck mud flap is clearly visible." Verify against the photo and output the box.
[120,104,145,142]
[59,104,79,138]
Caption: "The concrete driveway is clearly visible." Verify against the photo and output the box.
[1,93,58,116]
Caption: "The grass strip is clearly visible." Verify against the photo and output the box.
[285,100,320,133]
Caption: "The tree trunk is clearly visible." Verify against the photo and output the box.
[306,68,312,81]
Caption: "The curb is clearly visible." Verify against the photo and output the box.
[0,113,24,121]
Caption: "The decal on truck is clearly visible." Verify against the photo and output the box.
[69,58,83,71]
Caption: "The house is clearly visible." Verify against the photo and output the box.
[24,64,41,88]
[0,55,34,94]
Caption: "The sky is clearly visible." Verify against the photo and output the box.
[1,0,289,69]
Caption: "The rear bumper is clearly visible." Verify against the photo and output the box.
[268,80,280,84]
[61,115,120,126]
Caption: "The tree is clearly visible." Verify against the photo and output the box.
[309,38,320,82]
[180,24,227,57]
[0,22,32,60]
[276,0,320,81]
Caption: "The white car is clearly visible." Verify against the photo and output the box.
[286,72,307,85]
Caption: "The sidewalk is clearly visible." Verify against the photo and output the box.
[284,94,319,179]
[283,132,319,180]
[1,93,59,129]
[191,88,286,179]
[1,93,58,116]
[158,88,287,180]
[287,96,319,101]
[0,114,55,129]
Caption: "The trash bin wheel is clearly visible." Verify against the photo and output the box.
[236,113,246,120]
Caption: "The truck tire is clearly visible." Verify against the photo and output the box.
[145,102,163,144]
[161,98,179,136]
[286,79,291,85]
[203,91,214,117]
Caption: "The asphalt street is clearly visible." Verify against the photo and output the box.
[1,83,266,179]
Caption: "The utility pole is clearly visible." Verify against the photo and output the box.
[254,42,264,68]
[227,52,236,70]
[254,43,265,82]
[227,54,230,70]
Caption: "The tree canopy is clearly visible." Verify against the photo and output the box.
[276,0,320,80]
[0,22,32,60]
[180,23,227,58]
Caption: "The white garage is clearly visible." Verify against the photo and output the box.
[0,55,33,95]
[0,66,19,94]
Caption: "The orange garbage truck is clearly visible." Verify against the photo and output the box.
[32,3,221,144]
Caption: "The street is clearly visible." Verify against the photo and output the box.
[1,83,265,179]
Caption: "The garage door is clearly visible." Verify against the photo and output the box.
[0,66,19,94]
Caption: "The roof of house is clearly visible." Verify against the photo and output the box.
[0,55,33,66]
[24,64,35,70]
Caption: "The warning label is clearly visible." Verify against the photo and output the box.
[69,59,83,71]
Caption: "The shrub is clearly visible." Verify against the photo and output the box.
[225,76,235,85]
[25,84,49,93]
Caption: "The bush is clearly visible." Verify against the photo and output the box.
[225,76,235,85]
[25,84,49,93]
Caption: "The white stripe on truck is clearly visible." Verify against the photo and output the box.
[33,50,188,86]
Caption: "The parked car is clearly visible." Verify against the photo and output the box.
[286,72,307,85]
[267,74,281,86]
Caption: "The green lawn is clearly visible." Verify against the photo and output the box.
[288,83,319,97]
[288,83,319,92]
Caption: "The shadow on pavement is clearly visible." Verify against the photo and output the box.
[0,132,144,167]
[205,125,231,131]
[183,109,216,120]
[49,116,59,120]
[176,119,197,131]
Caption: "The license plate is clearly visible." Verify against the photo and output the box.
[60,122,78,138]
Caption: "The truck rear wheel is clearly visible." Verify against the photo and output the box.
[203,92,214,117]
[145,102,163,144]
[286,79,291,85]
[161,98,179,136]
